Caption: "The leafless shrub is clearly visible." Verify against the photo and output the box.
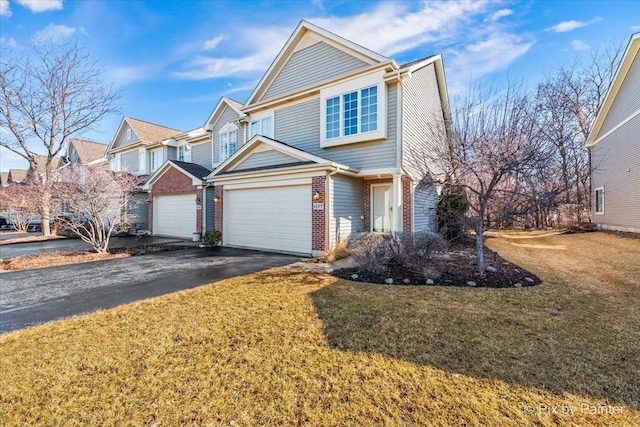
[388,231,447,277]
[351,233,387,273]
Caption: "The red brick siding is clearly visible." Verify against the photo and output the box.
[196,187,203,232]
[312,176,326,251]
[149,165,198,233]
[364,178,392,232]
[402,176,413,233]
[214,185,223,235]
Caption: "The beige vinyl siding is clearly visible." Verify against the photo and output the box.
[600,51,640,135]
[234,150,299,171]
[213,106,244,164]
[120,150,139,173]
[591,114,640,230]
[274,84,397,170]
[192,141,213,170]
[402,63,447,182]
[329,175,364,248]
[262,42,369,102]
[413,182,438,232]
[126,193,149,231]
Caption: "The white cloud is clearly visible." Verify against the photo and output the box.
[0,36,17,47]
[447,33,535,94]
[489,9,513,22]
[16,0,63,13]
[109,64,157,85]
[203,35,226,51]
[176,1,496,80]
[0,0,11,17]
[33,23,76,43]
[571,39,590,51]
[631,25,640,32]
[545,17,602,33]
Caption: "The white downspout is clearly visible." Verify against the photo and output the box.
[392,173,402,233]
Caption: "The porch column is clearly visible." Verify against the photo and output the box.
[392,173,403,232]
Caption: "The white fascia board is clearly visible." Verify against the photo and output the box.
[144,160,204,190]
[204,97,245,129]
[586,33,639,146]
[106,117,131,153]
[359,167,403,178]
[209,165,330,185]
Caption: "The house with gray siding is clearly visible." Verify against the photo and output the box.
[586,33,640,233]
[205,21,451,256]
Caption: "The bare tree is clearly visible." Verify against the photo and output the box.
[53,166,143,253]
[0,36,120,236]
[411,82,544,273]
[0,184,43,231]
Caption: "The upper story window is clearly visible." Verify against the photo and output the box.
[178,145,191,162]
[126,128,132,140]
[250,117,273,138]
[219,123,238,162]
[150,149,163,172]
[110,156,121,172]
[320,71,386,148]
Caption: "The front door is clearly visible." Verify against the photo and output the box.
[372,184,392,233]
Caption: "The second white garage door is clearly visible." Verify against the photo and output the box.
[154,194,197,239]
[224,184,312,255]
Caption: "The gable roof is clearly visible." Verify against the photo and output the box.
[207,135,358,181]
[108,117,182,153]
[587,32,640,147]
[0,171,8,186]
[143,160,212,190]
[204,97,244,129]
[68,139,107,164]
[33,156,61,172]
[245,20,390,106]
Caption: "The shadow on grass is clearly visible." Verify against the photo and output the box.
[310,279,640,410]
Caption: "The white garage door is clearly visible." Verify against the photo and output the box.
[154,194,196,239]
[224,184,312,255]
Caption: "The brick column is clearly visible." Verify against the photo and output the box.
[402,176,412,233]
[312,176,326,253]
[214,185,223,235]
[148,196,153,233]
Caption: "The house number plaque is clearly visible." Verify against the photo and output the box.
[313,203,324,210]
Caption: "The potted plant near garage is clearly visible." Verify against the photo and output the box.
[201,230,222,247]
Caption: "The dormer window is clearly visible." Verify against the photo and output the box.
[320,71,386,148]
[178,145,191,162]
[219,123,238,162]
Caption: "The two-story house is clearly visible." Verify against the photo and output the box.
[205,21,451,256]
[586,32,639,233]
[106,117,183,233]
[63,139,108,168]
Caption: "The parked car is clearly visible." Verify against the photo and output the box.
[0,213,8,229]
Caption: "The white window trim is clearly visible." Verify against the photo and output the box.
[138,148,146,174]
[218,123,239,162]
[370,183,392,233]
[320,70,387,148]
[248,111,274,139]
[150,148,163,172]
[126,128,132,140]
[595,187,605,215]
[178,144,192,162]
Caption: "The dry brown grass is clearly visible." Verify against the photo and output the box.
[1,231,638,426]
[0,251,128,272]
[320,236,351,263]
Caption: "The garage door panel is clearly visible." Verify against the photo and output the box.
[154,194,196,239]
[225,185,311,254]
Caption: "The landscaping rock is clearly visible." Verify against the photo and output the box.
[514,269,520,273]
[524,277,535,283]
[426,279,435,285]
[514,283,523,288]
[486,266,497,273]
[351,274,359,280]
[385,278,394,284]
[325,269,333,274]
[403,278,411,284]
[467,281,477,287]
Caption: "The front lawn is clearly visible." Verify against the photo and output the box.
[1,232,638,426]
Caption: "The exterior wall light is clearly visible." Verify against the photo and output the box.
[214,195,221,202]
[313,191,321,200]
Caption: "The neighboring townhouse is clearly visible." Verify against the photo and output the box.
[106,117,182,232]
[586,32,639,233]
[0,171,9,187]
[63,139,108,167]
[205,21,451,256]
[7,168,27,184]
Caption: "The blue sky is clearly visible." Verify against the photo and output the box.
[1,0,639,171]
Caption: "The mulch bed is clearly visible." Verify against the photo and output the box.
[332,240,541,288]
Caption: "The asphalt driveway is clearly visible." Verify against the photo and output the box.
[0,247,298,333]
